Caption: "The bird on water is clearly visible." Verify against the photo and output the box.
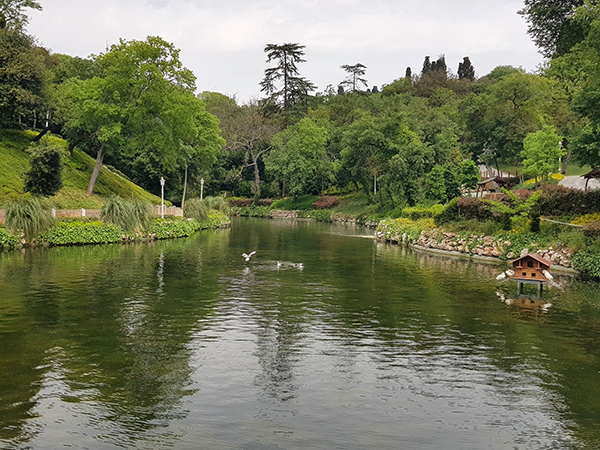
[242,251,256,262]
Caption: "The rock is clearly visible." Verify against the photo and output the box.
[507,252,515,259]
[520,248,529,257]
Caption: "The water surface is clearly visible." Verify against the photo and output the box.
[1,218,600,449]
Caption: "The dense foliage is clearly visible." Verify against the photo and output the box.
[23,141,63,196]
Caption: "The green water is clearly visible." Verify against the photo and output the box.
[1,218,600,449]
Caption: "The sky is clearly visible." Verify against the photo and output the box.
[27,0,544,103]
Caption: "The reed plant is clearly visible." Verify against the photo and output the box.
[204,196,231,216]
[183,198,209,222]
[5,196,55,242]
[101,196,151,233]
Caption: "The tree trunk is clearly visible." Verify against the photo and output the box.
[561,139,572,175]
[252,156,261,197]
[181,165,188,209]
[32,127,50,143]
[87,145,105,196]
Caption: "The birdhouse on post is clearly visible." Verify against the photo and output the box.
[509,253,553,295]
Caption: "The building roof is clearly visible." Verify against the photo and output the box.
[477,176,510,186]
[511,252,553,267]
[582,167,600,179]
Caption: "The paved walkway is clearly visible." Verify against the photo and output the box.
[559,176,600,191]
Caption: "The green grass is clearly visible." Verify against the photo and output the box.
[271,195,320,211]
[0,130,163,208]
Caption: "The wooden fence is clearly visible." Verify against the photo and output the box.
[0,206,183,224]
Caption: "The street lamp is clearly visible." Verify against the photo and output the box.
[160,177,165,219]
[201,178,204,200]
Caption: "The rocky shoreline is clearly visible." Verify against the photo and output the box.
[376,227,575,271]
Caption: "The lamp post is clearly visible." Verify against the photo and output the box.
[160,177,165,219]
[200,178,204,200]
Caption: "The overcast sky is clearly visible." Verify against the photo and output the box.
[27,0,544,103]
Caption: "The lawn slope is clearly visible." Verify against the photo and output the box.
[0,130,163,208]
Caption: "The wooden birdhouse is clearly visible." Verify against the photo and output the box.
[510,253,553,283]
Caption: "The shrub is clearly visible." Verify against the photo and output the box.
[150,218,203,239]
[101,196,151,233]
[457,197,495,221]
[572,213,600,225]
[537,184,600,216]
[41,221,123,245]
[5,196,55,242]
[401,204,446,220]
[312,196,340,209]
[0,227,18,248]
[23,143,63,196]
[184,197,209,222]
[572,249,600,279]
[258,199,273,207]
[299,210,332,222]
[583,221,600,239]
[271,195,319,211]
[228,198,253,207]
[434,197,459,225]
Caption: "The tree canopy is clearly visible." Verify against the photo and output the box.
[260,43,316,112]
[61,36,222,197]
[0,0,41,29]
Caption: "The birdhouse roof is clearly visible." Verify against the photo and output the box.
[511,253,552,267]
[582,167,600,179]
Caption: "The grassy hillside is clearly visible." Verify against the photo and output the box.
[0,130,164,208]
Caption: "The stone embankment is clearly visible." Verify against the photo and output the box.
[269,210,298,219]
[376,228,574,269]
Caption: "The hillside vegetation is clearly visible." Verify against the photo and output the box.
[0,131,164,208]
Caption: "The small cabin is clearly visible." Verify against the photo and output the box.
[476,176,510,198]
[510,253,552,283]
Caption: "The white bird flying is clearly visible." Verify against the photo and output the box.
[242,251,256,262]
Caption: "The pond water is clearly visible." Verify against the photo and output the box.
[1,218,600,449]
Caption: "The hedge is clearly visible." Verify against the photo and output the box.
[41,221,123,245]
[0,227,18,248]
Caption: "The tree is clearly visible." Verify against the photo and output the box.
[340,63,368,93]
[521,125,565,183]
[0,27,46,127]
[265,118,329,198]
[61,36,217,197]
[422,56,432,74]
[0,0,41,29]
[457,159,480,190]
[414,55,449,97]
[457,57,475,81]
[519,0,586,58]
[464,71,553,164]
[260,43,316,111]
[23,141,63,196]
[202,94,279,198]
[425,165,447,202]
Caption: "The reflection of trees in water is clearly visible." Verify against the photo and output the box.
[372,241,600,447]
[0,231,230,447]
[252,315,301,402]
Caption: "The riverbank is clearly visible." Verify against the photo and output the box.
[374,218,579,273]
[0,213,230,250]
